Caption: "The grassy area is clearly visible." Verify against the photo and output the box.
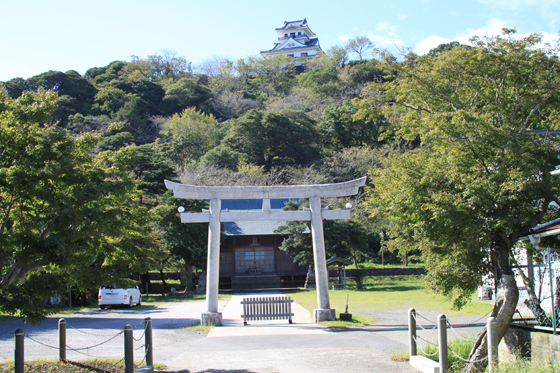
[414,339,559,373]
[494,359,560,373]
[284,275,492,326]
[0,358,166,372]
[417,337,473,373]
[184,321,213,335]
[346,262,425,270]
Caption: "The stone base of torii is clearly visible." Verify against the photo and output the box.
[165,177,366,325]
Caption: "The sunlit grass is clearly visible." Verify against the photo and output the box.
[418,338,473,373]
[320,315,374,331]
[284,275,492,323]
[184,321,213,335]
[494,358,559,373]
[0,357,166,372]
[346,262,425,269]
[390,348,410,362]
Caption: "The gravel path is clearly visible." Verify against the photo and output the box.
[0,299,226,364]
[0,297,490,373]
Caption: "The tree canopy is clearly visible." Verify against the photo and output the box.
[362,29,560,368]
[0,90,163,322]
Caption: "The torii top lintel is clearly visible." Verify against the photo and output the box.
[164,176,366,200]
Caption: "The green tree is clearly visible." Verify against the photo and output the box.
[0,90,161,322]
[131,143,177,201]
[297,68,341,97]
[237,55,298,96]
[362,30,560,369]
[318,101,383,151]
[158,77,212,115]
[274,201,314,267]
[345,36,375,60]
[224,109,320,170]
[161,107,219,170]
[2,70,97,126]
[153,192,208,291]
[426,41,467,57]
[124,51,192,82]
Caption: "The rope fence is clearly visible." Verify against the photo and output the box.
[13,317,154,373]
[408,308,499,373]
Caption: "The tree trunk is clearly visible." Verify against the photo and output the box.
[464,237,519,372]
[179,267,187,287]
[140,272,151,294]
[304,266,316,289]
[67,285,72,308]
[160,269,169,292]
[185,264,195,292]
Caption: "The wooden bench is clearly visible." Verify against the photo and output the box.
[240,296,294,325]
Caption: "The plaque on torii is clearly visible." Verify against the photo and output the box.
[165,176,366,325]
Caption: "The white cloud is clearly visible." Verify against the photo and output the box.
[414,35,452,55]
[398,14,409,21]
[453,19,508,45]
[339,22,405,54]
[377,22,390,32]
[338,35,351,42]
[414,19,559,55]
[369,22,405,49]
[518,31,557,46]
[476,0,544,6]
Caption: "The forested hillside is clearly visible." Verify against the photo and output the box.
[4,31,559,356]
[0,39,400,321]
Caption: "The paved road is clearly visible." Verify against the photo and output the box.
[0,299,225,364]
[0,294,487,372]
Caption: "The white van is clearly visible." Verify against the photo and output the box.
[98,286,142,309]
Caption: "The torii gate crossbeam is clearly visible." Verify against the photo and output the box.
[165,176,366,325]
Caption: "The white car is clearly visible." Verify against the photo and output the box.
[98,286,142,309]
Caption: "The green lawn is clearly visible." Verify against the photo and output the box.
[283,275,492,325]
[345,262,425,269]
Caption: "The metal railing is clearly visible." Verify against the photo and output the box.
[512,247,559,335]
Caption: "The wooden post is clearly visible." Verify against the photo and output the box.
[144,317,153,367]
[124,324,133,373]
[409,308,417,357]
[59,318,66,362]
[438,314,448,373]
[14,328,24,373]
[487,316,497,372]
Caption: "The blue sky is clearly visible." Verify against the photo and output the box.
[1,0,558,82]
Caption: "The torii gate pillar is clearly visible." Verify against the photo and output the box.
[310,196,335,321]
[201,198,222,326]
[165,177,366,325]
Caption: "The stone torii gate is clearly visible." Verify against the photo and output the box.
[165,176,366,325]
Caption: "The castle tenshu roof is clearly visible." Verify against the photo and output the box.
[262,19,321,55]
[269,38,320,53]
[275,18,316,37]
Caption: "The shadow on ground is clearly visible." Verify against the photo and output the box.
[158,370,260,373]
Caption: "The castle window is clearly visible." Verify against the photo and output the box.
[290,32,295,37]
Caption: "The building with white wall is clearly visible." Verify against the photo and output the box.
[260,19,322,62]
